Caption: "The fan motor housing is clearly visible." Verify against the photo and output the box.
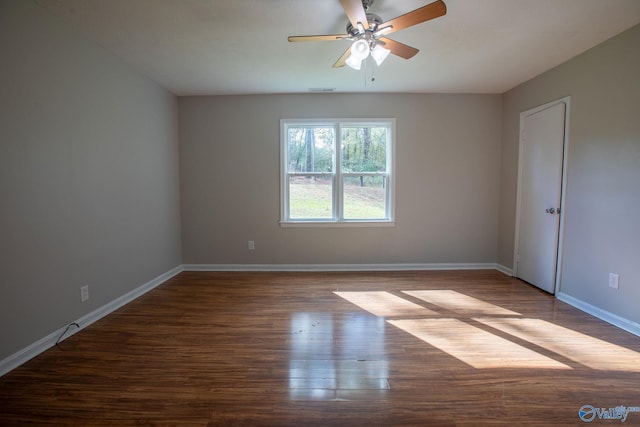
[346,13,383,37]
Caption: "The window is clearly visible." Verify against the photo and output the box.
[280,119,394,226]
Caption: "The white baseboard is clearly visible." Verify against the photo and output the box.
[183,263,502,272]
[0,265,183,377]
[495,264,514,276]
[556,292,640,337]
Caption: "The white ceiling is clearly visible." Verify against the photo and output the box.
[36,0,640,95]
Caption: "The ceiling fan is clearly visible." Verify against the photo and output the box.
[288,0,447,70]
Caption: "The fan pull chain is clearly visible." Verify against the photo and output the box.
[363,58,368,87]
[362,58,377,88]
[370,60,376,83]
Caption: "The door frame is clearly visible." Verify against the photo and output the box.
[513,96,571,294]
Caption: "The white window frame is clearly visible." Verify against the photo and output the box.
[280,118,395,227]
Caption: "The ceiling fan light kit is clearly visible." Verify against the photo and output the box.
[288,0,447,70]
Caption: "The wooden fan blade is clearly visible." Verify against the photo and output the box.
[340,0,369,30]
[380,37,419,59]
[288,34,350,42]
[378,0,446,35]
[333,46,352,68]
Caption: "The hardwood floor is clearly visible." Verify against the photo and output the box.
[1,270,639,426]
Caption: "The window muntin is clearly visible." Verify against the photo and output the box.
[281,119,394,225]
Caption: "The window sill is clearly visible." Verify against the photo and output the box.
[280,221,395,228]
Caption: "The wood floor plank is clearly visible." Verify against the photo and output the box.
[1,270,640,426]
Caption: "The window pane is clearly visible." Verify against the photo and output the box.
[288,176,333,219]
[341,126,387,173]
[343,176,387,219]
[287,127,335,173]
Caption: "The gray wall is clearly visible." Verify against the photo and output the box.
[498,24,640,324]
[179,93,502,265]
[0,0,182,360]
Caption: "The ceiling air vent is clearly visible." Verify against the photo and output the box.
[308,88,336,92]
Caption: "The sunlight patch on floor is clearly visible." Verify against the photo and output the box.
[334,291,438,317]
[388,318,571,370]
[333,290,640,372]
[402,290,521,316]
[474,318,640,372]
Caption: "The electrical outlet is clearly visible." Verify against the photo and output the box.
[248,240,255,250]
[80,285,89,302]
[608,273,619,290]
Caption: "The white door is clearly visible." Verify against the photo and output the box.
[515,99,569,294]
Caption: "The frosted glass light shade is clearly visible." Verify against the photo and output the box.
[371,44,390,66]
[345,55,363,70]
[350,39,370,60]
